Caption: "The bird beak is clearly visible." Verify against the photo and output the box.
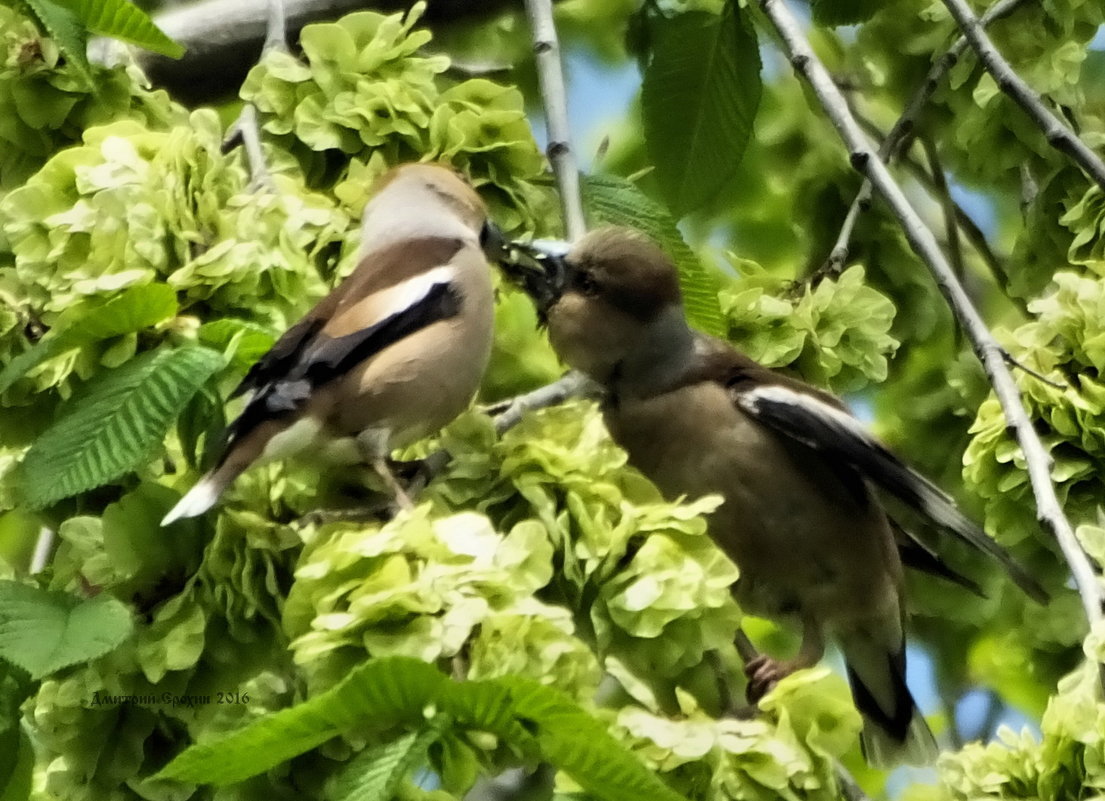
[496,238,571,314]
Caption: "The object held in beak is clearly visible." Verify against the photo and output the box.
[494,238,571,314]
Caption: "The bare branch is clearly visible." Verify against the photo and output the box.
[228,105,275,191]
[920,137,965,285]
[760,0,1105,678]
[1002,351,1067,390]
[941,0,1105,192]
[30,527,54,574]
[523,0,587,241]
[132,0,532,104]
[488,371,599,433]
[819,0,1029,276]
[223,0,286,191]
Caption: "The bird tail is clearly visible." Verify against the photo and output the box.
[161,461,243,526]
[839,630,938,768]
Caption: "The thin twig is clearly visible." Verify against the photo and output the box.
[760,0,1105,690]
[262,0,287,53]
[920,137,965,285]
[835,763,874,801]
[223,0,286,191]
[941,0,1105,192]
[818,0,1029,278]
[29,527,54,574]
[524,0,587,241]
[490,371,598,434]
[235,105,274,191]
[1002,351,1067,390]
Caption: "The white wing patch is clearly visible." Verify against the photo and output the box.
[365,265,457,324]
[736,382,1048,603]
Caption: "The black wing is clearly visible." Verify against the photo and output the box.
[891,519,985,597]
[734,383,1049,604]
[220,281,461,455]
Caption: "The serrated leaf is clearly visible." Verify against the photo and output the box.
[0,581,133,679]
[158,658,446,785]
[490,677,687,801]
[582,174,726,337]
[22,0,94,86]
[641,1,761,215]
[160,658,688,801]
[0,284,179,395]
[17,345,224,508]
[810,0,883,26]
[54,0,184,57]
[329,723,443,801]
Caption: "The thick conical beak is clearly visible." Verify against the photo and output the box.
[496,238,572,314]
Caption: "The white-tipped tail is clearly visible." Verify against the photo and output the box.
[861,706,939,768]
[161,473,223,526]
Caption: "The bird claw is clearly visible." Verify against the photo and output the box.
[744,655,795,703]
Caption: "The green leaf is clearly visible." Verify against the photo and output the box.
[582,174,726,337]
[488,677,687,801]
[0,284,179,395]
[810,0,884,26]
[53,0,184,57]
[0,725,34,801]
[17,345,224,508]
[22,0,94,86]
[0,581,133,679]
[641,1,762,215]
[158,657,446,785]
[328,723,444,801]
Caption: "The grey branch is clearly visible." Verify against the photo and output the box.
[761,0,1105,669]
[136,0,526,104]
[523,0,587,241]
[821,0,1028,275]
[30,527,54,574]
[488,371,598,433]
[223,0,286,191]
[941,0,1105,192]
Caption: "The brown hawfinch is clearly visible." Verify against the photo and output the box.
[500,226,1047,766]
[163,163,498,525]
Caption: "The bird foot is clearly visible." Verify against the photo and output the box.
[743,655,798,703]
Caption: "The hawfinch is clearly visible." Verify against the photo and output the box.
[162,163,497,525]
[500,226,1047,766]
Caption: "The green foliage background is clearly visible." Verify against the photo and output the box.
[0,0,1104,799]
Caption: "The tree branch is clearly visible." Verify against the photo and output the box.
[819,0,1029,277]
[523,0,587,241]
[760,0,1105,680]
[486,371,599,433]
[940,0,1105,192]
[133,0,530,104]
[222,0,286,191]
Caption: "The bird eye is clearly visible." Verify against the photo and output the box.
[575,270,600,296]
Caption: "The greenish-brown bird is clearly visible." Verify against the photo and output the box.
[500,225,1047,766]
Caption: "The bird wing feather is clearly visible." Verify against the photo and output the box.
[730,381,1048,604]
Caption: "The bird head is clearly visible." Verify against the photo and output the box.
[361,162,488,245]
[501,226,685,383]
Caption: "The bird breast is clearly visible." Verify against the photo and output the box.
[606,381,901,626]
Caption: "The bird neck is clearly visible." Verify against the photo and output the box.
[613,304,697,398]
